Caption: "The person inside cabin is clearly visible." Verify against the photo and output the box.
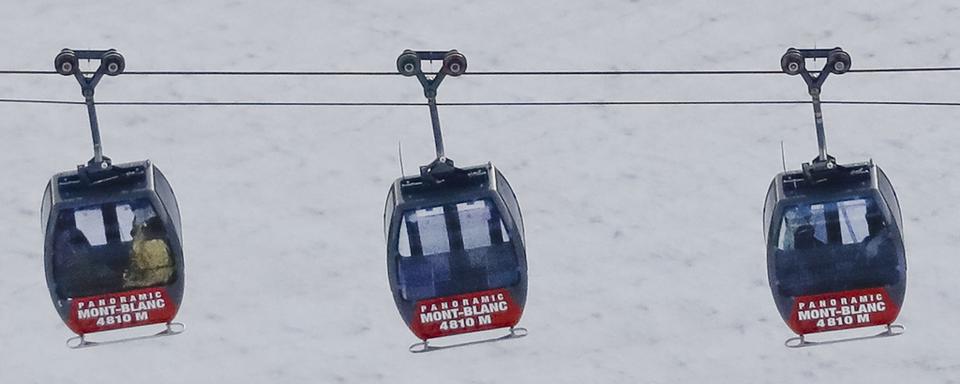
[861,203,900,285]
[791,206,818,250]
[54,223,101,296]
[54,210,123,297]
[123,216,174,288]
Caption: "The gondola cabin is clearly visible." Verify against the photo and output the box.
[763,161,906,336]
[42,160,185,338]
[384,163,527,342]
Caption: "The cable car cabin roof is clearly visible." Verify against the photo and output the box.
[776,161,877,202]
[392,163,497,206]
[50,160,155,205]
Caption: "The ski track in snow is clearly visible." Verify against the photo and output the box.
[1,1,959,383]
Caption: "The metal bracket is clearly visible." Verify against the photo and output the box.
[55,48,125,170]
[396,50,468,182]
[781,47,851,173]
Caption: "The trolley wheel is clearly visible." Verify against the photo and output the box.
[397,50,420,76]
[780,49,804,76]
[442,50,466,76]
[102,50,125,76]
[54,49,78,76]
[828,49,851,74]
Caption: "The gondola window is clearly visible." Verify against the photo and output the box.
[777,198,883,251]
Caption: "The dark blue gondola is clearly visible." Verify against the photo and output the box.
[383,50,528,353]
[42,49,185,348]
[763,48,906,348]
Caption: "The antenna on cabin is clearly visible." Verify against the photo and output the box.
[780,141,787,172]
[398,140,406,177]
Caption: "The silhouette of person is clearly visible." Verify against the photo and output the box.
[54,212,119,297]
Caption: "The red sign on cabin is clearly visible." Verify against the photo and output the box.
[67,287,177,334]
[411,288,521,339]
[788,287,900,335]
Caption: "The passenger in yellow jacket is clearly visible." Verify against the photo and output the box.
[124,217,174,288]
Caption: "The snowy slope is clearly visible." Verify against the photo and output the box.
[1,1,959,382]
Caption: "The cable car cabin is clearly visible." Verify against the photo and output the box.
[763,161,906,336]
[41,160,184,337]
[384,163,527,341]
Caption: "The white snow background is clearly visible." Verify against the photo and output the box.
[1,1,959,382]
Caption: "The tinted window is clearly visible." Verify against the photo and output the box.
[52,199,176,298]
[763,180,776,239]
[153,169,181,237]
[407,206,451,255]
[41,182,53,233]
[773,196,901,296]
[877,168,902,229]
[777,198,884,251]
[395,198,518,301]
[384,188,396,240]
[496,171,523,238]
